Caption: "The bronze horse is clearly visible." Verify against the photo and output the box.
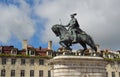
[51,24,97,55]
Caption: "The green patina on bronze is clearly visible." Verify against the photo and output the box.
[51,13,97,55]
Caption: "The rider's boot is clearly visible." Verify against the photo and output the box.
[73,34,76,42]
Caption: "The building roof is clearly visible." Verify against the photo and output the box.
[0,45,53,58]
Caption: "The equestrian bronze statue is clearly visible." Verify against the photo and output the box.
[51,13,97,55]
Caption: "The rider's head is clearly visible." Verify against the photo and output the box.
[70,13,77,18]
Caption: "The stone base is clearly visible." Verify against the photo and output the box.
[49,56,107,77]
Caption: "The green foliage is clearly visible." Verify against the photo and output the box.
[0,54,52,59]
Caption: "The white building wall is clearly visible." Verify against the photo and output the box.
[0,57,51,77]
[106,62,120,77]
[1,56,120,77]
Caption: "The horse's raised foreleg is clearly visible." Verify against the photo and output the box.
[59,41,66,47]
[59,41,72,51]
[64,42,72,51]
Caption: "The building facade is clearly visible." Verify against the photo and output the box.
[106,61,120,77]
[0,40,53,77]
[0,56,51,77]
[0,40,120,77]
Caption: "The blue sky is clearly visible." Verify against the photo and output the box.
[0,0,48,49]
[0,0,120,51]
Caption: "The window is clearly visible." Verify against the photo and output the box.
[30,70,34,77]
[11,70,15,77]
[0,47,2,54]
[39,70,43,77]
[1,69,5,76]
[39,59,44,65]
[11,49,17,55]
[31,51,35,55]
[118,62,120,67]
[12,50,17,54]
[11,59,16,65]
[106,72,108,77]
[28,49,35,56]
[21,59,25,65]
[2,58,6,65]
[30,59,34,65]
[47,52,51,56]
[112,72,115,77]
[119,72,120,77]
[48,70,51,77]
[20,70,25,77]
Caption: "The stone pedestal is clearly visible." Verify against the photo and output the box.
[49,56,107,77]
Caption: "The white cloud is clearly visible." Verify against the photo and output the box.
[0,0,120,50]
[0,1,35,43]
[35,0,120,50]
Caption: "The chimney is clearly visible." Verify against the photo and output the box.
[48,41,52,50]
[22,39,28,50]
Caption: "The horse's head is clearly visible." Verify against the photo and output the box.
[51,24,61,36]
[51,24,68,38]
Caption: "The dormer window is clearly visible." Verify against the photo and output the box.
[0,47,2,54]
[27,49,35,56]
[11,48,17,55]
[31,51,35,55]
[47,51,52,56]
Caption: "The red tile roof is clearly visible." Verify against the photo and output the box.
[0,45,53,57]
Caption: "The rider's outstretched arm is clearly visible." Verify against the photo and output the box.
[64,23,70,27]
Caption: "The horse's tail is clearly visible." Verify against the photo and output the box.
[87,35,97,51]
[80,33,97,52]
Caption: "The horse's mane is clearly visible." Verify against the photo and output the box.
[55,24,69,34]
[58,24,67,30]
